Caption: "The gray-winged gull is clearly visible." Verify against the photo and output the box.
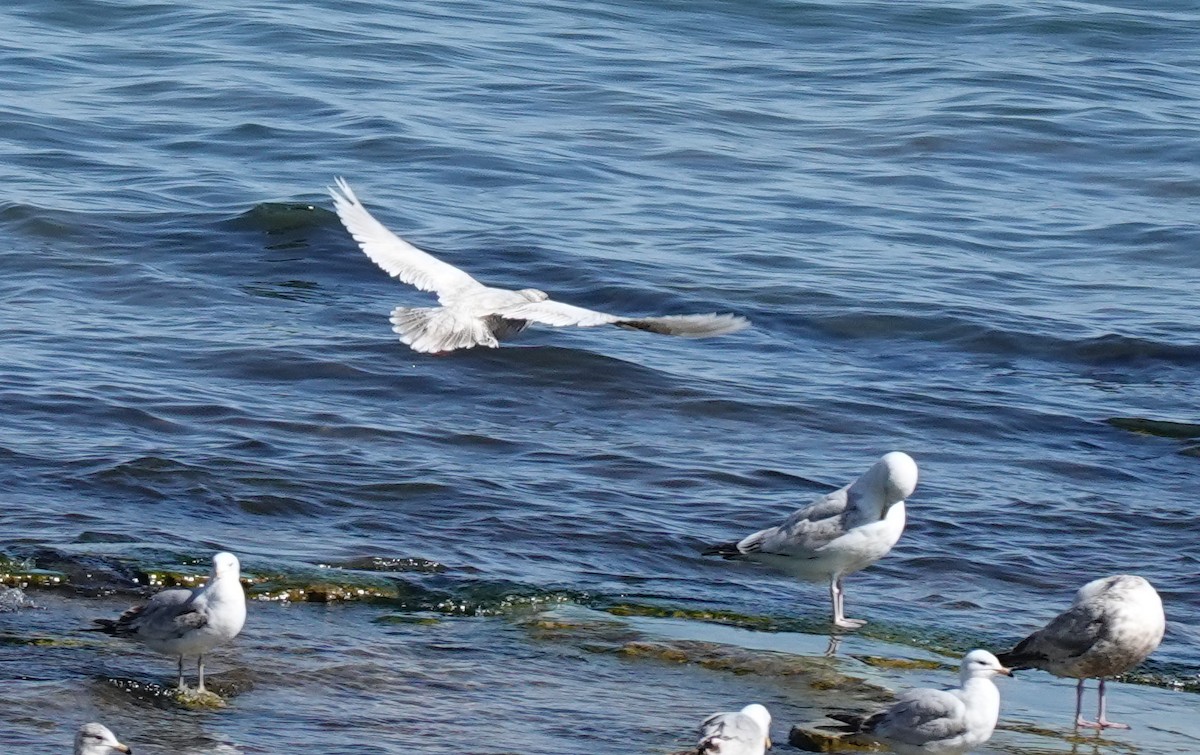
[74,723,130,755]
[831,649,1012,754]
[697,703,771,755]
[93,552,246,692]
[996,574,1164,729]
[328,178,749,353]
[704,452,918,629]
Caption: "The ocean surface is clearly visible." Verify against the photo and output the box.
[1,0,1198,752]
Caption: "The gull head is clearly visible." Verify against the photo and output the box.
[740,704,772,747]
[517,288,549,302]
[875,451,919,504]
[211,552,241,579]
[75,723,131,755]
[960,649,1013,680]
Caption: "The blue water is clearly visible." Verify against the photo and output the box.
[2,0,1198,753]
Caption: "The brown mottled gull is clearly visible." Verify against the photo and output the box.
[328,179,749,354]
[996,574,1164,729]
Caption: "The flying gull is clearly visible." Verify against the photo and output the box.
[93,552,246,692]
[74,723,131,755]
[830,649,1012,755]
[697,703,772,755]
[704,451,918,629]
[328,178,749,353]
[996,574,1164,729]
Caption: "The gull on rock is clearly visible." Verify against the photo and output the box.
[831,650,1012,755]
[697,704,772,755]
[996,574,1164,729]
[328,178,749,353]
[704,452,918,629]
[92,552,246,693]
[74,723,130,755]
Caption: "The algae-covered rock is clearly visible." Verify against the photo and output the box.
[0,557,68,589]
[604,603,780,631]
[852,655,947,672]
[104,673,252,710]
[789,725,881,752]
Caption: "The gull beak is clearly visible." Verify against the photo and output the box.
[765,735,773,749]
[117,745,132,754]
[999,666,1014,677]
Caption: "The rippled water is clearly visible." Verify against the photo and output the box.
[2,0,1198,752]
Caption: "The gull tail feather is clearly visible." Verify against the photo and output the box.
[702,540,745,559]
[390,306,498,354]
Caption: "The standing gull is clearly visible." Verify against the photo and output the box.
[704,452,918,629]
[328,178,749,353]
[74,723,131,755]
[996,574,1164,729]
[831,650,1012,755]
[697,704,772,755]
[93,552,246,692]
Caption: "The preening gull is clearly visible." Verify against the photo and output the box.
[93,552,246,692]
[328,178,749,353]
[697,704,772,755]
[704,452,918,629]
[996,574,1164,729]
[75,723,130,755]
[831,649,1012,755]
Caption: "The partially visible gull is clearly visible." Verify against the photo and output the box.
[92,552,246,692]
[74,723,131,755]
[831,649,1012,755]
[697,704,772,755]
[704,452,918,629]
[328,178,749,353]
[996,574,1164,729]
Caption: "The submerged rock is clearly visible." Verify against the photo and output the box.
[103,673,253,710]
[789,725,880,752]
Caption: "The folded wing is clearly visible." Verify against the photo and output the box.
[328,178,482,299]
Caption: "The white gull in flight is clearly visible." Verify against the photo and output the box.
[93,552,246,692]
[697,703,772,755]
[996,574,1164,729]
[328,178,749,353]
[831,649,1012,754]
[704,451,918,629]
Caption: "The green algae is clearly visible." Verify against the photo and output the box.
[852,655,947,672]
[789,726,880,752]
[1106,416,1200,440]
[603,602,782,631]
[0,634,90,648]
[0,557,67,589]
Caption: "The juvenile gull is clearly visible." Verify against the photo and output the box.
[328,178,749,353]
[74,723,131,755]
[93,552,246,692]
[704,452,918,629]
[831,649,1012,754]
[996,574,1164,729]
[697,704,772,755]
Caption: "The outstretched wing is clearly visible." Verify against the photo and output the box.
[328,178,483,299]
[496,298,749,338]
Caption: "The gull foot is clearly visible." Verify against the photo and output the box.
[1077,717,1131,730]
[834,618,867,630]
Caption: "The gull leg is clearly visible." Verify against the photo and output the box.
[197,655,206,693]
[831,576,865,630]
[176,655,188,691]
[1075,679,1101,728]
[1095,679,1131,729]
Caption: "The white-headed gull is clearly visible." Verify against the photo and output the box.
[832,649,1012,754]
[704,452,918,629]
[996,574,1164,729]
[328,179,749,353]
[93,552,246,692]
[698,703,772,755]
[74,723,130,755]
